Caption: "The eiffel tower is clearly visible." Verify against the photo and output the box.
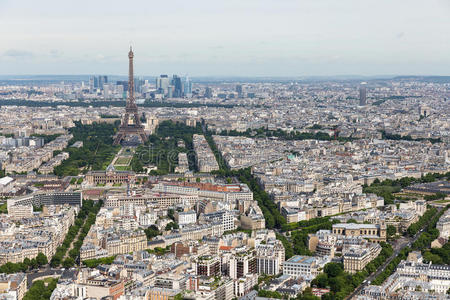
[113,47,148,145]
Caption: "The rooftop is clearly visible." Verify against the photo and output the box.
[286,255,316,265]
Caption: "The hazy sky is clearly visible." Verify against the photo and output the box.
[1,0,449,76]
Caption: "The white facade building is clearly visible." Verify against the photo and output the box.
[176,210,197,227]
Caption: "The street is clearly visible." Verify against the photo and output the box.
[26,267,63,289]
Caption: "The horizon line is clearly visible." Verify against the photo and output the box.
[1,74,449,78]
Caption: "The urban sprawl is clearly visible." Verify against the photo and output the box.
[0,73,449,300]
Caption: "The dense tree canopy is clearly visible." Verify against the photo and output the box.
[54,122,119,176]
[131,120,203,174]
[23,279,58,300]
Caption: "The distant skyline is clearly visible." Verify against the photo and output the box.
[1,0,449,76]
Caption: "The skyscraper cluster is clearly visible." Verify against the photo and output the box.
[89,75,108,92]
[156,75,193,99]
[86,75,148,100]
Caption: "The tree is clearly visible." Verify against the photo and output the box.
[296,287,320,300]
[257,290,283,299]
[321,293,335,300]
[423,251,444,265]
[324,263,344,278]
[174,294,183,300]
[168,209,175,221]
[23,258,31,268]
[50,256,61,268]
[30,259,38,269]
[62,258,75,268]
[329,276,347,293]
[36,252,48,266]
[82,256,115,268]
[165,222,179,231]
[314,273,329,288]
[23,278,58,300]
[144,225,160,240]
[387,225,396,238]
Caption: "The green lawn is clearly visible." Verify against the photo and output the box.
[114,165,131,171]
[434,199,450,204]
[43,277,57,283]
[115,157,132,165]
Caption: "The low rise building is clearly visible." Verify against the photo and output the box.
[283,256,325,279]
[7,192,82,212]
[85,164,135,185]
[332,222,386,242]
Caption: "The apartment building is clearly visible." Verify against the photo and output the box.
[0,273,27,300]
[343,243,382,274]
[101,230,147,256]
[256,241,285,275]
[193,134,219,173]
[38,152,69,174]
[228,250,257,279]
[193,256,221,277]
[170,241,210,258]
[7,205,33,219]
[234,274,258,297]
[175,210,197,227]
[199,210,236,232]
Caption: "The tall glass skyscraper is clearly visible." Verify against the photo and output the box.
[172,75,183,98]
[184,76,192,97]
[359,82,367,106]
